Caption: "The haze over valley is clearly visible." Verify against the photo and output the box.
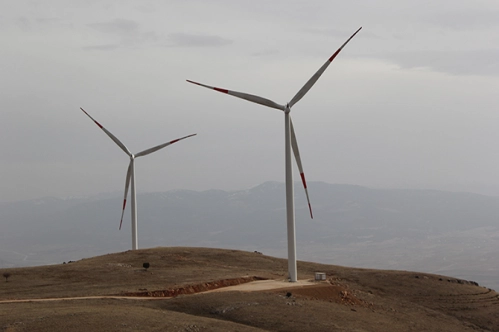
[2,181,498,291]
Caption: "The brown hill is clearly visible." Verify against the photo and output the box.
[1,247,498,331]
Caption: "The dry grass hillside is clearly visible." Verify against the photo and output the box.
[1,247,498,331]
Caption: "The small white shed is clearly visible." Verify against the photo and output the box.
[315,272,327,281]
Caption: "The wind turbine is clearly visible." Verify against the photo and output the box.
[79,107,196,250]
[187,27,361,282]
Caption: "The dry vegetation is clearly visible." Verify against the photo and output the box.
[1,247,498,331]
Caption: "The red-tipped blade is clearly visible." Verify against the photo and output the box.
[290,118,313,219]
[289,27,362,108]
[119,160,133,230]
[186,80,285,111]
[135,134,197,158]
[79,107,132,157]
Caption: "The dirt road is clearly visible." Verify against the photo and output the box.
[0,279,316,304]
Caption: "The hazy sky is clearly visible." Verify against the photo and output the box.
[2,0,499,202]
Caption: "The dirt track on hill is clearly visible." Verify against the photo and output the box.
[0,278,317,304]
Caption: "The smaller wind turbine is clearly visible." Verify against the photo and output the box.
[79,107,196,250]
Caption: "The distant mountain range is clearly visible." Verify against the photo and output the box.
[1,181,498,290]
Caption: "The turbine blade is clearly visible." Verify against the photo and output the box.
[119,160,133,230]
[290,118,313,219]
[135,134,197,158]
[187,80,285,111]
[79,107,132,156]
[288,27,362,108]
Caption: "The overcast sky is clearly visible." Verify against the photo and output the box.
[2,0,499,202]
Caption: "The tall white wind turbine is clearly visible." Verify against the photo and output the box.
[79,107,196,250]
[187,27,361,282]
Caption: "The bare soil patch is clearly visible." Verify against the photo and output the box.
[283,281,368,307]
[122,276,267,297]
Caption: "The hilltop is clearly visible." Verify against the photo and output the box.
[1,247,498,331]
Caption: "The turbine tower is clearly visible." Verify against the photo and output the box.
[79,107,196,250]
[187,27,361,282]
